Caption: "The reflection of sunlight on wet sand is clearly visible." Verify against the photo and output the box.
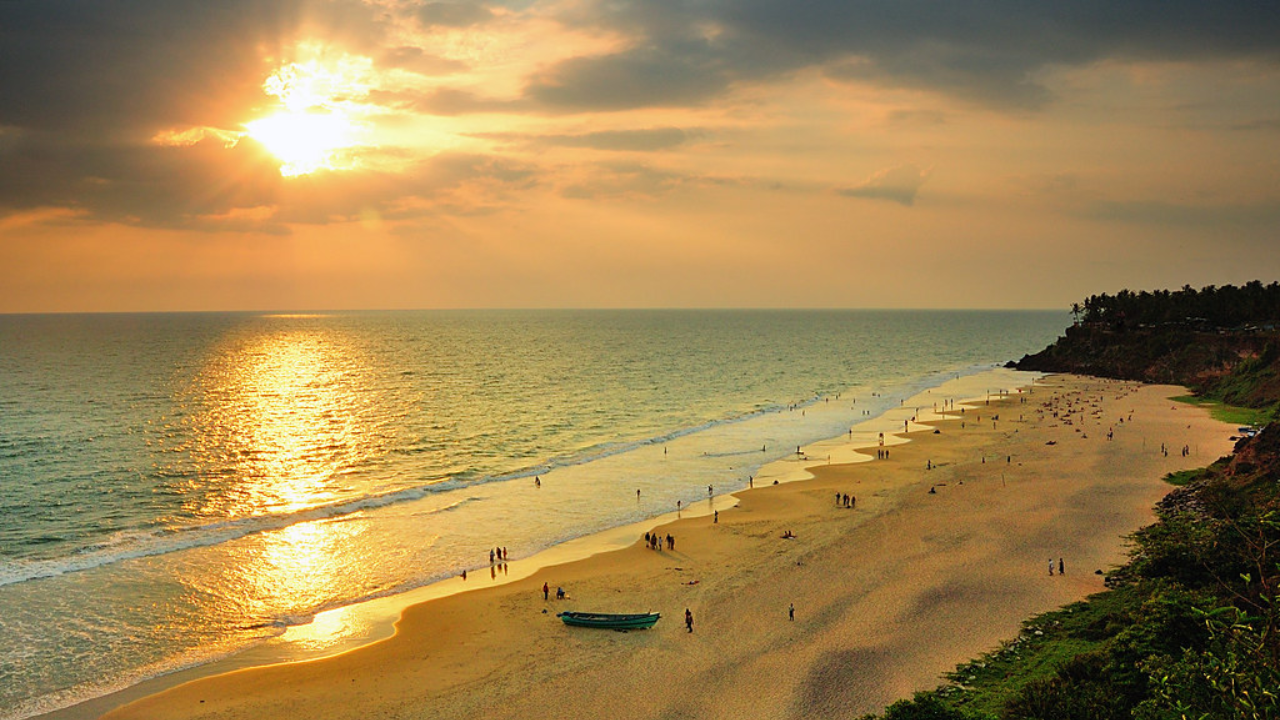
[278,602,374,653]
[233,519,368,632]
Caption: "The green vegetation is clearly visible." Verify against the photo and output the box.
[1077,281,1280,330]
[860,441,1280,719]
[1015,282,1280,409]
[1161,468,1205,487]
[866,284,1280,720]
[1170,395,1275,428]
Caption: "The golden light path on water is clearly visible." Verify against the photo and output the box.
[185,320,381,623]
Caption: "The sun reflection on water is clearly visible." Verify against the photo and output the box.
[180,320,391,617]
[188,324,376,517]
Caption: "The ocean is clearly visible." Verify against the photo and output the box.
[0,309,1063,718]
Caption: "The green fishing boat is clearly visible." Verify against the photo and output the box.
[556,611,661,630]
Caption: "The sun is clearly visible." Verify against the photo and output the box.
[245,56,372,176]
[246,109,353,177]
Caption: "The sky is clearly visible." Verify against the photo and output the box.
[2,0,1279,313]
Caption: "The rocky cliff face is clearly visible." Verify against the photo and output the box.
[1013,324,1280,407]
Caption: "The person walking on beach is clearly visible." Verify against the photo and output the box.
[543,582,549,600]
[1059,558,1065,575]
[1049,559,1054,576]
[685,608,693,633]
[789,603,795,621]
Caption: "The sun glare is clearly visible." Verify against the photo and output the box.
[247,110,353,177]
[246,55,374,177]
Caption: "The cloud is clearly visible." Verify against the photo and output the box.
[0,0,388,136]
[526,46,731,111]
[0,0,394,226]
[1084,200,1280,227]
[0,132,285,228]
[389,88,532,116]
[561,163,689,200]
[483,127,694,152]
[838,164,931,207]
[379,46,469,76]
[523,0,1280,111]
[2,0,1278,230]
[413,2,495,28]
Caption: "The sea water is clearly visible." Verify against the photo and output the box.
[0,309,1063,718]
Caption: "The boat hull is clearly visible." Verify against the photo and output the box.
[556,611,661,630]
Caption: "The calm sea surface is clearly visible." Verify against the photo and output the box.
[0,310,1062,718]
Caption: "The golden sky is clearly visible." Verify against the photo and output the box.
[2,1,1278,312]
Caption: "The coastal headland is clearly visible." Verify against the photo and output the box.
[97,372,1237,720]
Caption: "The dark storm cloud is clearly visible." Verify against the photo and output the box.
[528,0,1280,111]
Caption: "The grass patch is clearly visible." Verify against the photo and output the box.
[1162,468,1205,486]
[1171,395,1269,427]
[938,592,1131,719]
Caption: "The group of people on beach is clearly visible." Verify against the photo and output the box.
[1049,558,1065,575]
[458,547,512,580]
[834,493,855,508]
[644,531,674,550]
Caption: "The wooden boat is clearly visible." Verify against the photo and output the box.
[556,611,661,630]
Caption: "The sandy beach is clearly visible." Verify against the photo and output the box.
[97,373,1237,720]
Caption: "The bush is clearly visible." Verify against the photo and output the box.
[874,694,974,720]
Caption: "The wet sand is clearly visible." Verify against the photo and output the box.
[100,373,1237,720]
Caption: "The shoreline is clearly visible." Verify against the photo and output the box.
[60,370,1239,720]
[34,367,1017,720]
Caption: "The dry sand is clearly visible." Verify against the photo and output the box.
[99,374,1238,720]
